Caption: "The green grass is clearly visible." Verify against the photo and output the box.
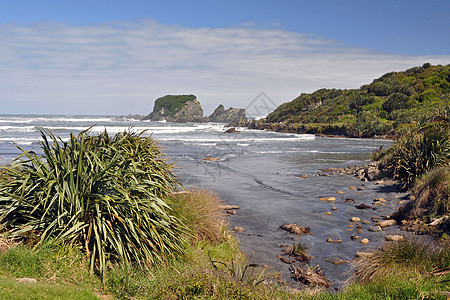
[0,276,99,300]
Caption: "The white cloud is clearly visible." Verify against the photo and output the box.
[0,19,449,115]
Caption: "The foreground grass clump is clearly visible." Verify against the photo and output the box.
[0,129,187,279]
[168,189,226,244]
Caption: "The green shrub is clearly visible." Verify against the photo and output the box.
[377,122,449,187]
[0,129,187,280]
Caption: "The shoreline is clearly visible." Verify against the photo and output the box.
[221,163,412,288]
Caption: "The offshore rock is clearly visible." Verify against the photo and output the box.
[208,104,247,123]
[142,95,206,122]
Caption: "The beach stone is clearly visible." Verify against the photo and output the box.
[360,238,369,245]
[348,224,354,228]
[331,206,338,210]
[356,229,364,234]
[345,198,355,203]
[349,186,357,190]
[301,175,308,179]
[351,235,362,240]
[16,278,37,283]
[325,212,332,215]
[280,224,312,235]
[320,197,336,202]
[377,219,397,227]
[397,200,406,204]
[233,226,246,232]
[355,203,372,209]
[350,217,361,222]
[327,238,342,243]
[371,216,380,222]
[368,225,382,232]
[336,191,344,194]
[385,234,404,241]
[374,198,387,203]
[362,220,371,225]
[356,252,373,258]
[203,157,219,161]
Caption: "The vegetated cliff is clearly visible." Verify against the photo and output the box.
[208,104,247,123]
[142,95,206,122]
[250,63,450,138]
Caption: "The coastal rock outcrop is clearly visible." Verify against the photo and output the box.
[208,104,247,123]
[142,95,206,122]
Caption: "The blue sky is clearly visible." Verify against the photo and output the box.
[1,0,449,115]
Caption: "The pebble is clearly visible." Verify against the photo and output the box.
[325,212,332,215]
[368,225,382,232]
[327,238,342,243]
[397,200,406,204]
[350,217,361,222]
[385,234,404,241]
[331,206,338,210]
[351,235,362,240]
[356,203,372,209]
[362,220,371,225]
[356,229,364,234]
[360,238,369,245]
[320,197,337,202]
[336,191,344,194]
[377,219,397,227]
[349,186,357,190]
[301,175,309,179]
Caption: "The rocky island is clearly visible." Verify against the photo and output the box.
[141,94,247,123]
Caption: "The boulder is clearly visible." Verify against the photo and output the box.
[224,127,238,133]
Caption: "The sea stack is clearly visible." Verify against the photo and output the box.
[142,95,205,122]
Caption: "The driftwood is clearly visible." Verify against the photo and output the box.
[290,265,331,288]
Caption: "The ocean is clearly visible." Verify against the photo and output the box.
[0,114,402,285]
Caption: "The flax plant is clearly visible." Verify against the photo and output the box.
[0,129,187,281]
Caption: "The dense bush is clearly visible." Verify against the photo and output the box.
[375,122,449,187]
[0,129,187,279]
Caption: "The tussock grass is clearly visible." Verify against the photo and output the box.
[169,189,226,244]
[411,166,450,217]
[351,237,450,284]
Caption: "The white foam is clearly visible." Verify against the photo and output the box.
[0,126,36,132]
